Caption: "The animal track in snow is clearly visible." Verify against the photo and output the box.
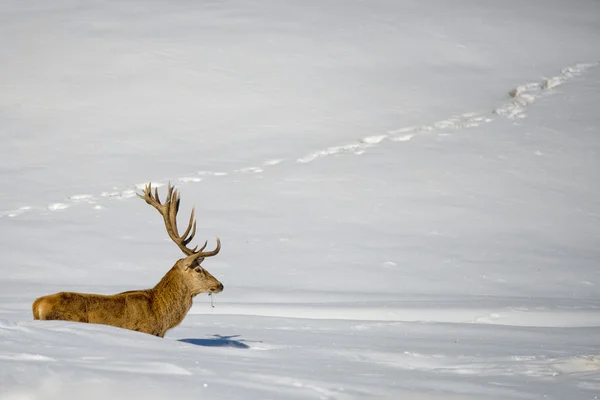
[264,159,284,166]
[48,203,69,211]
[236,166,264,174]
[2,206,32,218]
[1,61,597,219]
[388,112,492,138]
[297,61,598,164]
[297,143,368,163]
[134,182,165,190]
[495,83,541,119]
[495,62,599,119]
[100,189,137,199]
[360,135,387,144]
[297,112,492,163]
[69,194,96,204]
[198,170,228,176]
[236,159,285,173]
[100,191,122,198]
[120,190,136,199]
[389,133,414,142]
[178,176,202,183]
[2,173,228,219]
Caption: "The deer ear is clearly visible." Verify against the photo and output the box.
[179,256,205,270]
[178,258,195,270]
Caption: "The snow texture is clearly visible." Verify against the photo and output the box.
[1,0,599,399]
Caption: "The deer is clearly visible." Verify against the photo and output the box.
[32,183,223,337]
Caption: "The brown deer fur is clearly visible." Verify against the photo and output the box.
[32,184,223,337]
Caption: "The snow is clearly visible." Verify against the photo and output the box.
[1,0,600,399]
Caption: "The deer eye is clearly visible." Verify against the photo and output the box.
[194,267,203,273]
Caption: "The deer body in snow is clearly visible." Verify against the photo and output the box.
[32,183,223,337]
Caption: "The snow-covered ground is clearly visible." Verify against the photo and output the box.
[1,1,599,399]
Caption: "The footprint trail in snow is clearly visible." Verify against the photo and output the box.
[1,61,597,219]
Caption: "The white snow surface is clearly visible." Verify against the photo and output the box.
[1,1,600,399]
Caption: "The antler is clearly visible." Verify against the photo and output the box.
[137,183,220,262]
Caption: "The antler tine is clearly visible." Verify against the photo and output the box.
[182,222,197,246]
[167,183,175,205]
[181,208,196,246]
[171,188,199,251]
[185,237,221,262]
[188,240,206,253]
[154,186,161,205]
[137,183,165,212]
[174,188,181,214]
[140,182,217,259]
[165,185,197,256]
[198,237,221,257]
[198,240,208,252]
[167,189,181,240]
[136,183,149,201]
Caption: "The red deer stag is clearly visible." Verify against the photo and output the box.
[32,183,223,337]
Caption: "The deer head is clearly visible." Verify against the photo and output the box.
[138,183,224,296]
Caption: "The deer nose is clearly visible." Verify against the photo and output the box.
[211,283,224,293]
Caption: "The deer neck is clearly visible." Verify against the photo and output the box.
[150,267,194,330]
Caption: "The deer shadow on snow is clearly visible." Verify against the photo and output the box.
[179,334,250,349]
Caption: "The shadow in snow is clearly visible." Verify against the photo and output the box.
[179,334,250,349]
